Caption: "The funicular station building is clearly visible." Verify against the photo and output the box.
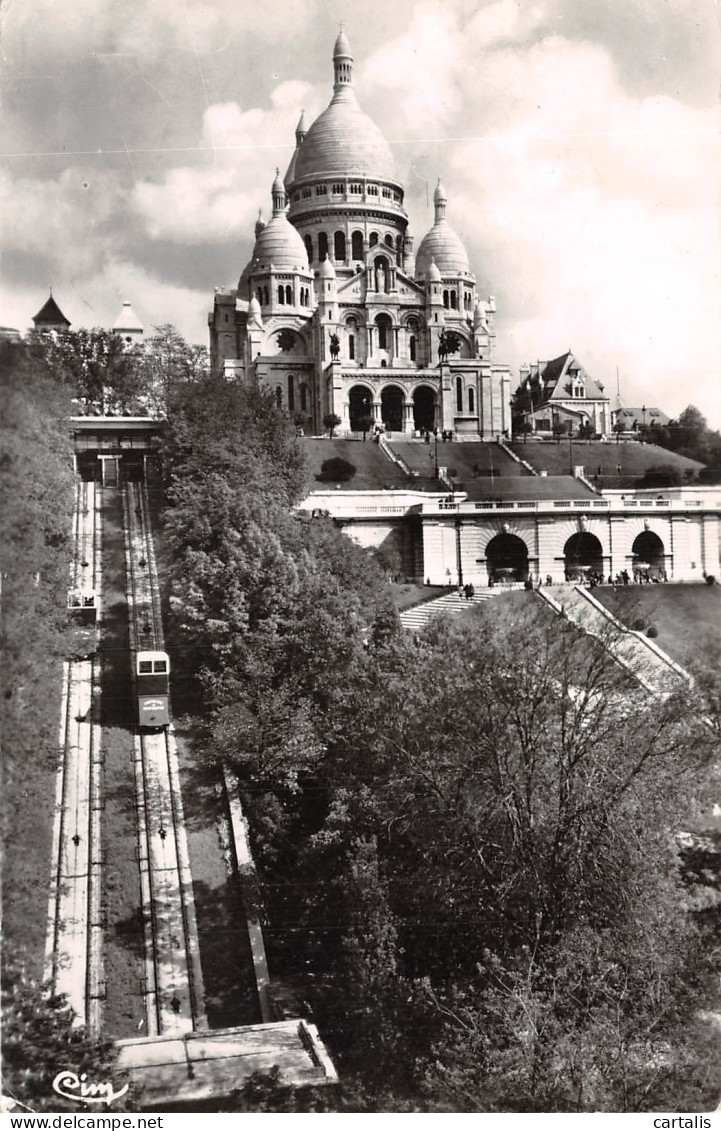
[209,31,512,441]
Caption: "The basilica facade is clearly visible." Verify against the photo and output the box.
[209,31,511,439]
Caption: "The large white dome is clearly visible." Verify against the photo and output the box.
[289,32,398,186]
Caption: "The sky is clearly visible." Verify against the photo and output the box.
[2,0,720,424]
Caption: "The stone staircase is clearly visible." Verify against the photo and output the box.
[538,583,692,695]
[400,586,504,631]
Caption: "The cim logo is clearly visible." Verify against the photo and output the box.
[52,1071,129,1107]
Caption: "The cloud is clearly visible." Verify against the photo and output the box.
[356,3,720,421]
[130,82,323,245]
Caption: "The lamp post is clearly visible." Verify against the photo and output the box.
[641,404,647,431]
[569,425,574,474]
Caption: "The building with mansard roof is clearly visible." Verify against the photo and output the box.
[514,351,610,436]
[209,31,511,440]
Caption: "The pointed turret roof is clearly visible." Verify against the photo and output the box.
[32,293,70,329]
[112,301,143,333]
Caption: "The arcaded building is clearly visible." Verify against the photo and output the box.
[209,31,511,439]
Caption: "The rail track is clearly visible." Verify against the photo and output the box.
[122,480,206,1036]
[45,480,103,1033]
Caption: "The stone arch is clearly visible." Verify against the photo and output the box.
[384,233,394,248]
[334,230,346,262]
[351,230,364,260]
[485,532,529,583]
[412,385,436,432]
[375,312,392,350]
[632,530,665,578]
[564,532,603,580]
[318,231,329,260]
[349,384,373,431]
[369,231,379,247]
[374,254,391,293]
[380,385,404,433]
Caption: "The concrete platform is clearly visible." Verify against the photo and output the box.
[116,1019,337,1107]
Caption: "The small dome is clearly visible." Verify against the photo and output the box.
[415,217,472,279]
[333,29,352,58]
[416,177,473,280]
[239,178,309,294]
[319,256,336,279]
[248,294,261,317]
[272,168,285,197]
[427,258,441,283]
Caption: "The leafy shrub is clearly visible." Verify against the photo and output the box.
[705,574,716,586]
[646,625,659,638]
[317,457,357,482]
[633,617,646,631]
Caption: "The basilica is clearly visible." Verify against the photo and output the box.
[209,30,512,439]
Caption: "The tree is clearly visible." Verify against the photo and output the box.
[138,324,208,417]
[42,328,144,415]
[356,414,374,441]
[323,412,342,438]
[1,961,126,1113]
[317,457,356,482]
[613,419,626,444]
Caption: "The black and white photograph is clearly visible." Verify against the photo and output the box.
[2,0,720,1118]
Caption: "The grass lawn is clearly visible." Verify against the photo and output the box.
[300,437,410,489]
[389,581,447,611]
[511,438,703,489]
[592,583,721,669]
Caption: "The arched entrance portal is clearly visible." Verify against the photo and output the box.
[632,531,665,579]
[413,385,436,432]
[564,532,603,580]
[485,533,529,583]
[381,385,404,433]
[349,385,373,432]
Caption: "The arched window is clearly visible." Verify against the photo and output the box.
[287,374,294,411]
[376,314,391,350]
[300,383,308,412]
[443,290,449,308]
[450,290,457,309]
[318,232,329,261]
[285,284,292,304]
[369,231,379,247]
[304,234,313,263]
[351,230,364,260]
[456,376,463,412]
[278,285,284,304]
[275,385,282,407]
[334,230,346,261]
[256,287,262,303]
[468,386,475,413]
[263,287,269,305]
[410,335,416,362]
[384,233,394,248]
[348,334,355,360]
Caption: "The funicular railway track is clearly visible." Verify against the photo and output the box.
[46,480,103,1033]
[122,480,206,1036]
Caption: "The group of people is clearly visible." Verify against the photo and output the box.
[422,429,454,442]
[457,583,476,600]
[566,569,668,588]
